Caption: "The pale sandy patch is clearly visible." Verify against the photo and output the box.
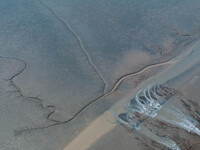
[63,111,116,150]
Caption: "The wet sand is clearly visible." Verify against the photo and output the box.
[64,113,116,150]
[1,1,200,150]
[85,40,200,150]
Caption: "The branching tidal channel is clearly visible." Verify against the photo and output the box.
[2,0,198,136]
[0,51,176,136]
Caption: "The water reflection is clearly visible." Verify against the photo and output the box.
[116,84,175,129]
[116,84,200,149]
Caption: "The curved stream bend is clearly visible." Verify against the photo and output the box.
[6,55,177,135]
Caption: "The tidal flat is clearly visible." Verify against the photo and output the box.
[0,0,200,150]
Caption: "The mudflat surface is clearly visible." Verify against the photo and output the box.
[0,0,200,150]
